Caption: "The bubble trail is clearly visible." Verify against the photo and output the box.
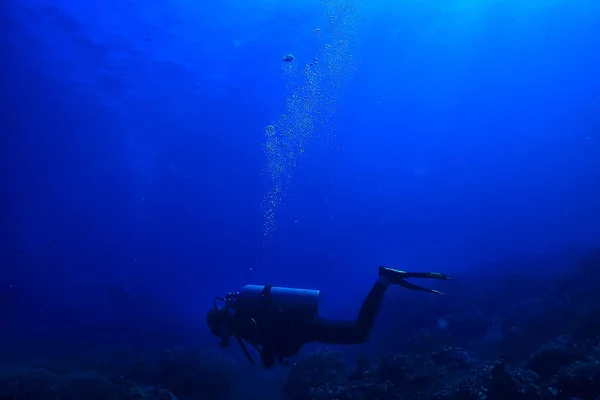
[262,0,363,242]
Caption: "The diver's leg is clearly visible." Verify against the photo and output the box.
[307,317,367,345]
[308,268,449,345]
[354,276,391,340]
[353,267,449,336]
[307,276,391,345]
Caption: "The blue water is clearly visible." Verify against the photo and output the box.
[1,0,600,397]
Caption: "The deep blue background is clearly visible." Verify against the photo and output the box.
[1,0,599,361]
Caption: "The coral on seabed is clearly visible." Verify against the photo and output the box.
[0,368,177,400]
[282,337,600,400]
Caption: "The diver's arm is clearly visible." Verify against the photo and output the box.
[257,308,294,368]
[261,344,276,368]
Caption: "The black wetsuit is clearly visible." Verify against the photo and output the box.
[230,281,388,367]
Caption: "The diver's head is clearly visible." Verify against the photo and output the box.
[206,306,233,346]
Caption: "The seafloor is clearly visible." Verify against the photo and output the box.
[1,249,599,400]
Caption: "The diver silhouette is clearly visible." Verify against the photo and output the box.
[206,266,450,368]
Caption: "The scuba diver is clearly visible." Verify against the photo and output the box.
[206,266,450,368]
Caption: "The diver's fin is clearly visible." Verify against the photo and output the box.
[402,271,450,280]
[379,266,449,280]
[378,266,408,278]
[378,266,449,294]
[398,279,445,295]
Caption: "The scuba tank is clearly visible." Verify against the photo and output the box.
[238,285,320,316]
